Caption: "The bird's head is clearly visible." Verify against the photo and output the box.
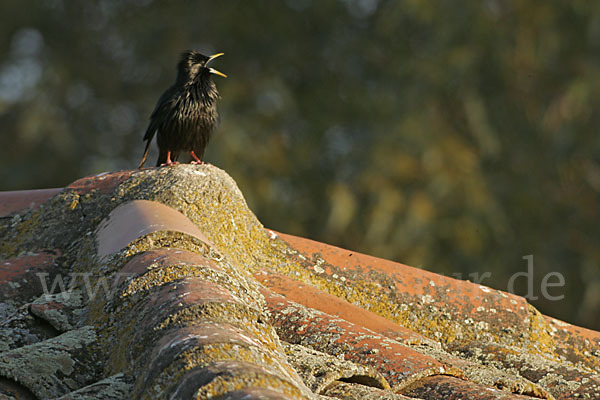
[178,50,227,82]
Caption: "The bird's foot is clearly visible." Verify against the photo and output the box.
[159,151,179,166]
[189,150,204,164]
[190,160,204,165]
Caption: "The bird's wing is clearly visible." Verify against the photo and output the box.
[139,86,178,168]
[142,85,178,141]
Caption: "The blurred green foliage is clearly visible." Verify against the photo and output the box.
[1,0,599,329]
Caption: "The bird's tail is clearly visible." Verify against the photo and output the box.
[138,139,152,168]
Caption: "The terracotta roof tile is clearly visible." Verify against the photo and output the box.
[66,170,135,194]
[254,269,436,347]
[322,381,414,399]
[261,287,459,390]
[274,231,532,346]
[283,341,391,394]
[119,248,221,277]
[402,375,541,399]
[0,251,62,303]
[95,199,213,259]
[543,315,600,369]
[0,188,62,217]
[447,340,600,399]
[0,165,598,399]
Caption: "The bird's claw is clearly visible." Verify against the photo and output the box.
[160,161,179,167]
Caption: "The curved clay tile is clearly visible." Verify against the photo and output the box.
[0,165,598,399]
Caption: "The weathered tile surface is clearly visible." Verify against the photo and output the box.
[0,165,597,399]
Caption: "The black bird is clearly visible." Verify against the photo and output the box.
[139,51,227,168]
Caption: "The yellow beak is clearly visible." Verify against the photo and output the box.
[207,53,227,78]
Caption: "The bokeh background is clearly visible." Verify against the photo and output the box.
[1,1,599,330]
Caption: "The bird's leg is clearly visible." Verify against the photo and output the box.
[160,151,179,166]
[190,150,203,164]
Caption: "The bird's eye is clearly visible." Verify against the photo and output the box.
[190,64,202,75]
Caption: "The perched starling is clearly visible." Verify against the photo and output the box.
[139,51,227,168]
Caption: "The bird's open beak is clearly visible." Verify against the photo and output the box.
[207,53,227,78]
